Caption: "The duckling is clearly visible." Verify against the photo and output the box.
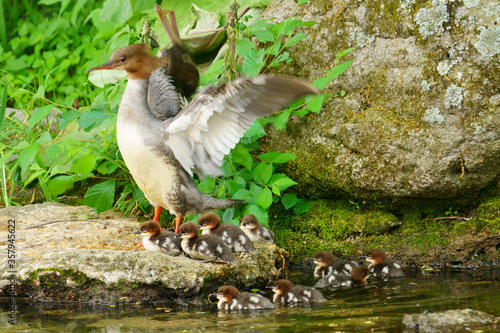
[364,249,404,278]
[312,251,358,278]
[134,220,182,255]
[215,285,274,310]
[272,279,325,304]
[314,266,370,288]
[239,214,275,243]
[177,221,235,264]
[198,213,257,252]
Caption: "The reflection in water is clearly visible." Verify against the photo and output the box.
[1,268,499,332]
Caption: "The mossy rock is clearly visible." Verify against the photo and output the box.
[261,0,500,203]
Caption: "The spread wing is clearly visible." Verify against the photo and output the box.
[161,75,319,177]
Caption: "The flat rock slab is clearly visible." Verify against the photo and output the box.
[0,203,285,304]
[403,308,500,332]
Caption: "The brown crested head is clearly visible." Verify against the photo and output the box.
[314,251,335,266]
[88,43,166,80]
[240,214,258,229]
[351,266,370,283]
[273,279,294,294]
[366,249,388,264]
[136,220,162,236]
[178,221,199,239]
[197,213,221,229]
[217,285,239,302]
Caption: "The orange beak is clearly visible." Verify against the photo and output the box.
[88,60,115,73]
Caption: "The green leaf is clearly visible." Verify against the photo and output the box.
[307,94,327,114]
[259,151,297,163]
[241,120,267,144]
[19,143,40,173]
[197,177,216,194]
[0,86,7,131]
[47,175,75,196]
[293,198,311,215]
[336,47,354,59]
[235,38,255,58]
[28,105,53,130]
[59,110,81,130]
[233,188,251,201]
[273,110,291,129]
[231,143,253,170]
[281,193,298,209]
[256,186,272,210]
[78,110,112,132]
[84,179,116,213]
[253,162,273,184]
[242,204,269,226]
[33,85,45,101]
[271,174,297,191]
[284,32,308,47]
[70,155,97,174]
[96,161,118,175]
[222,207,235,223]
[313,59,354,90]
[241,48,265,77]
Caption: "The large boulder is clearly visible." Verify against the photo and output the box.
[0,203,284,304]
[262,0,499,201]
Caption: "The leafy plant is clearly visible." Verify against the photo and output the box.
[1,0,353,228]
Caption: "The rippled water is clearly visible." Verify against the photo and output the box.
[1,268,499,332]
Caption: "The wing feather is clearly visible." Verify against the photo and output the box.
[162,75,319,177]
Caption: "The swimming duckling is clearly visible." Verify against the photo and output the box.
[272,279,325,304]
[215,285,274,310]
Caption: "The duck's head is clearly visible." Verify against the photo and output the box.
[216,285,239,302]
[365,249,388,265]
[272,279,293,294]
[240,214,258,230]
[197,213,221,231]
[134,220,162,237]
[88,43,166,80]
[313,251,335,267]
[177,221,199,239]
[351,266,370,283]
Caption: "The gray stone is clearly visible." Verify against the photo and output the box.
[0,203,285,304]
[261,0,500,202]
[402,308,500,332]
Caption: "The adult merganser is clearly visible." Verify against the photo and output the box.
[88,42,319,234]
[198,213,256,252]
[177,221,235,264]
[364,249,404,278]
[239,214,275,243]
[272,279,325,304]
[312,251,358,278]
[215,285,274,310]
[314,266,369,288]
[134,220,182,255]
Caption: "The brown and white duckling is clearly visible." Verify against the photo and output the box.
[198,213,257,252]
[272,279,325,304]
[134,220,182,255]
[364,249,404,278]
[314,266,370,289]
[215,285,274,311]
[312,251,358,278]
[177,221,235,264]
[239,214,275,243]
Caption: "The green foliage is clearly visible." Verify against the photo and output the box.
[0,0,353,226]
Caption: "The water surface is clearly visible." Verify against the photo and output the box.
[1,268,499,332]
